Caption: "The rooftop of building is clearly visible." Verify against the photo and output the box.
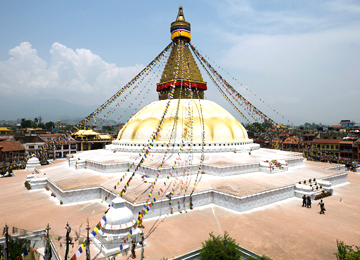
[283,136,300,144]
[304,133,316,137]
[330,125,342,129]
[0,127,13,131]
[310,139,342,144]
[0,141,25,152]
[339,141,354,145]
[38,134,63,137]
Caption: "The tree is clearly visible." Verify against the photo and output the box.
[45,121,55,130]
[37,123,45,129]
[0,236,35,259]
[334,240,360,260]
[200,232,242,260]
[21,120,35,128]
[245,121,272,134]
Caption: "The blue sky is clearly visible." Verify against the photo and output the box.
[1,0,360,125]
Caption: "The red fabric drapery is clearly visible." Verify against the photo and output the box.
[156,80,207,91]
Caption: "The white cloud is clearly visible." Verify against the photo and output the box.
[217,26,360,124]
[327,0,360,13]
[0,42,143,105]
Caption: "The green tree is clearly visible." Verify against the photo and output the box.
[37,123,45,129]
[21,120,35,128]
[45,121,55,130]
[64,125,73,131]
[200,232,242,260]
[0,237,35,259]
[245,120,273,134]
[334,240,360,260]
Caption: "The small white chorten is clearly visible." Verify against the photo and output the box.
[25,156,41,171]
[93,197,143,257]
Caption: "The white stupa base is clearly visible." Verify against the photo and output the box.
[106,142,260,154]
[92,197,144,257]
[25,156,41,171]
[92,232,144,257]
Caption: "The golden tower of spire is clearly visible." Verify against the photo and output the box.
[157,6,207,100]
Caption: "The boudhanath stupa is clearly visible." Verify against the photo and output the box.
[17,6,352,259]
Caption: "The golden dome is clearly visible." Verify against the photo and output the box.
[113,99,251,147]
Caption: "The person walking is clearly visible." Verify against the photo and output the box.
[302,195,307,207]
[131,240,136,258]
[307,196,312,208]
[318,199,325,214]
[138,212,145,228]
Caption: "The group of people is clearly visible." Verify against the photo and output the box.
[302,195,326,214]
[130,212,146,258]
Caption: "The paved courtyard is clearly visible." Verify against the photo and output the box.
[0,162,358,259]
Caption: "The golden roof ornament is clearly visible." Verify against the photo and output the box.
[171,5,191,42]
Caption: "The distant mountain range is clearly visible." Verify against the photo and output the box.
[0,97,132,125]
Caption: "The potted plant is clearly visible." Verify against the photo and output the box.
[304,180,306,184]
[24,180,31,190]
[309,178,312,183]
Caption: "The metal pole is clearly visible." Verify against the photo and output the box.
[140,232,144,260]
[44,223,51,260]
[4,224,9,260]
[64,223,71,260]
[86,222,90,260]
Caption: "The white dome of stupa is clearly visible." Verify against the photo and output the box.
[110,99,255,153]
[104,197,135,229]
[25,156,41,171]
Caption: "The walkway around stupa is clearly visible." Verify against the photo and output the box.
[1,168,358,260]
[26,148,347,220]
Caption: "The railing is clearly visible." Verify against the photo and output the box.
[173,245,261,259]
[341,149,353,152]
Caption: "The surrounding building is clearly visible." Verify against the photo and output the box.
[353,139,360,161]
[55,120,67,129]
[309,139,341,158]
[38,134,79,159]
[14,132,45,155]
[0,141,25,173]
[340,140,354,159]
[72,129,112,151]
[282,136,300,151]
[0,127,13,137]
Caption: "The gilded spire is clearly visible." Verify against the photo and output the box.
[176,5,185,21]
[171,5,191,42]
[157,6,207,100]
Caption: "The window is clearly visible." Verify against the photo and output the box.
[331,145,333,149]
[29,146,34,149]
[326,145,329,149]
[336,145,339,149]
